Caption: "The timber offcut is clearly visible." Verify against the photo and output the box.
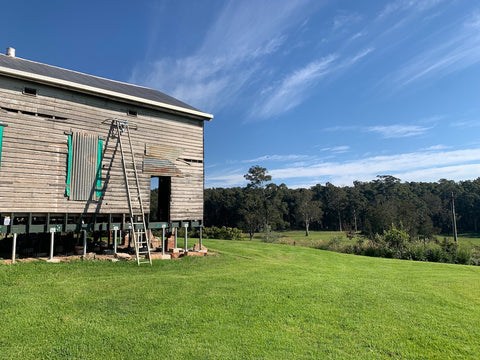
[0,47,213,263]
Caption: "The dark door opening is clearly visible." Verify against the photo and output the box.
[150,176,171,222]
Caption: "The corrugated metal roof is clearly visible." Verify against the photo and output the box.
[0,53,212,120]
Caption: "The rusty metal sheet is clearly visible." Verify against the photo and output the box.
[144,144,183,177]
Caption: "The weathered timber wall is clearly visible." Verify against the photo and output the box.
[0,75,205,221]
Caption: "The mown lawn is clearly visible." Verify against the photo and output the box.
[1,240,479,359]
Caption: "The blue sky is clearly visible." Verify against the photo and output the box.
[2,0,479,188]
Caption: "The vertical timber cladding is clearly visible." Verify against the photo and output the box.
[70,132,101,201]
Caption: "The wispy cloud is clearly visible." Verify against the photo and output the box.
[252,55,337,118]
[130,0,315,112]
[252,46,373,119]
[388,12,480,88]
[241,154,310,163]
[206,147,480,188]
[422,144,450,151]
[323,125,359,132]
[321,146,350,154]
[367,124,431,138]
[377,0,446,20]
[332,13,362,32]
[323,123,432,138]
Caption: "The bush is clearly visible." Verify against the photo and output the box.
[404,242,426,261]
[383,224,410,255]
[202,226,242,241]
[456,245,472,265]
[327,235,344,252]
[425,244,443,263]
[261,225,280,243]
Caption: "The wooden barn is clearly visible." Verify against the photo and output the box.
[0,47,213,263]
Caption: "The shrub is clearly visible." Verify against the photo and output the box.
[327,235,344,251]
[456,245,472,265]
[202,226,242,240]
[439,238,458,263]
[425,244,443,263]
[383,224,410,253]
[261,225,280,243]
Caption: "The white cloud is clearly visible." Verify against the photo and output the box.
[389,12,480,88]
[252,46,373,119]
[323,125,359,132]
[252,55,337,118]
[350,31,367,41]
[321,146,350,154]
[206,147,480,188]
[422,144,450,151]
[323,123,432,138]
[367,124,431,138]
[332,13,362,32]
[377,0,446,20]
[241,154,310,163]
[130,0,314,112]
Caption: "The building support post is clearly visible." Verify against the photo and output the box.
[184,223,188,251]
[199,226,203,250]
[174,227,177,248]
[83,230,87,255]
[114,228,118,254]
[12,233,17,264]
[49,229,55,260]
[162,224,166,256]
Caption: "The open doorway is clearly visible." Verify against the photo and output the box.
[150,176,171,222]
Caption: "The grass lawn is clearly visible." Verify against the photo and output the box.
[1,240,479,359]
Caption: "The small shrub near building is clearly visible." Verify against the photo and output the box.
[201,226,242,241]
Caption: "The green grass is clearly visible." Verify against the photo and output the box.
[1,240,479,359]
[244,230,349,247]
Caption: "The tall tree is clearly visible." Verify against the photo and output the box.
[324,183,347,231]
[295,189,323,236]
[244,165,272,228]
[239,190,263,241]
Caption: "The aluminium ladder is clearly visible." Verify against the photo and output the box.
[115,119,152,265]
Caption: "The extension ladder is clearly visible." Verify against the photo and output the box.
[115,119,152,265]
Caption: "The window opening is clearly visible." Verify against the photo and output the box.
[127,109,138,117]
[23,87,37,96]
[0,106,67,120]
[180,158,203,164]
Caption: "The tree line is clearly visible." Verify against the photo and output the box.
[204,166,480,239]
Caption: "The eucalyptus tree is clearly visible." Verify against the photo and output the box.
[295,188,323,236]
[244,165,272,229]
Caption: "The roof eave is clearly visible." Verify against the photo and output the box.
[0,65,214,121]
